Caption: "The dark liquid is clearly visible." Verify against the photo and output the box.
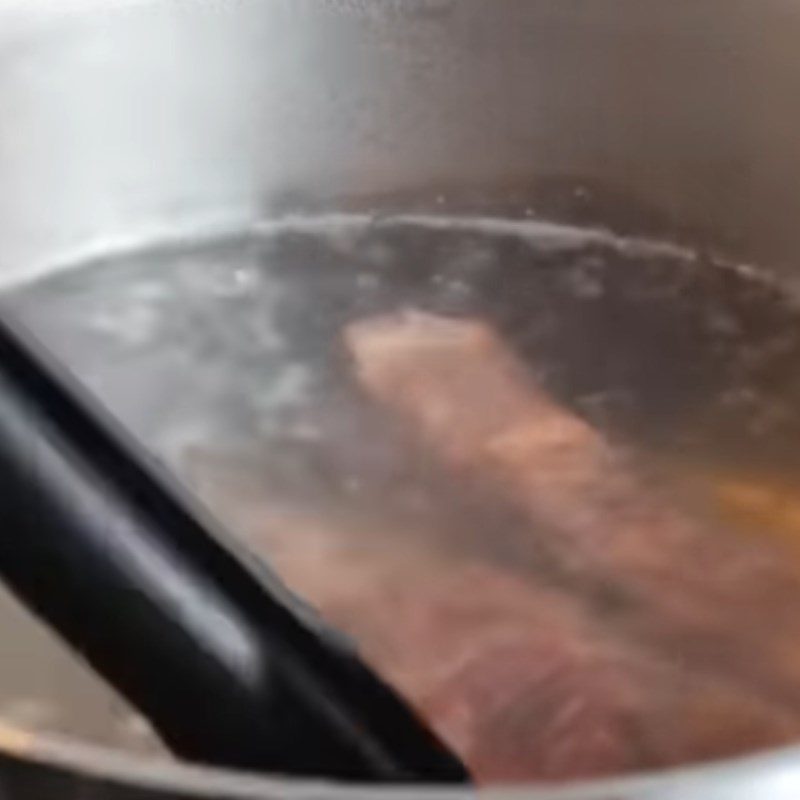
[7,214,800,778]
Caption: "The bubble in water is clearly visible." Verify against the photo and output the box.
[88,304,158,347]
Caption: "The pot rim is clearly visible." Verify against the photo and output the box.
[4,720,800,800]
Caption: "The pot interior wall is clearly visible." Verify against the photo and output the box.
[0,0,800,797]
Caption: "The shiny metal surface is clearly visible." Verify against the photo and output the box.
[1,0,800,282]
[1,0,800,796]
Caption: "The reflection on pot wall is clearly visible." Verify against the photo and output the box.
[0,0,799,283]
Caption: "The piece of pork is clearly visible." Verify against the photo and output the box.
[344,311,800,704]
[185,458,800,784]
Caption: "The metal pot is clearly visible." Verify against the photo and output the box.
[1,1,800,797]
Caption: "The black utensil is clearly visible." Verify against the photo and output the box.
[0,313,469,784]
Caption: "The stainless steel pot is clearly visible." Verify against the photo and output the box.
[2,1,800,797]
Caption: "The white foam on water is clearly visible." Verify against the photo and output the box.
[251,212,698,262]
[6,211,773,300]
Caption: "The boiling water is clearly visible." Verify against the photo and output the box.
[5,214,800,772]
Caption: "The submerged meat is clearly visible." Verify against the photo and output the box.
[344,312,800,703]
[188,457,800,784]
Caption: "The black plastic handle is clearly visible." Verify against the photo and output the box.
[0,313,469,784]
